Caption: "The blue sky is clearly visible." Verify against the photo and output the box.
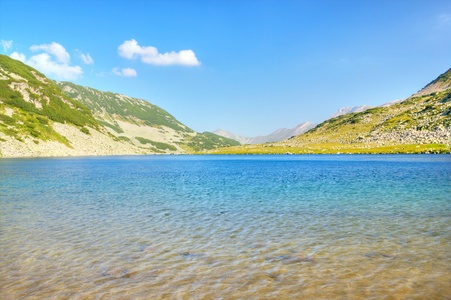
[1,0,450,136]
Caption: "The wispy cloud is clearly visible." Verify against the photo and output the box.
[112,67,137,77]
[118,39,201,66]
[437,14,451,28]
[10,42,83,80]
[79,52,94,65]
[1,40,13,52]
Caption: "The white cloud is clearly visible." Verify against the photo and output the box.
[1,40,13,52]
[112,67,137,77]
[118,39,200,66]
[30,42,70,64]
[80,53,94,65]
[27,53,82,80]
[10,42,83,80]
[122,68,137,77]
[10,52,26,62]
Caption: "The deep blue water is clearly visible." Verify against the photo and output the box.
[1,154,450,299]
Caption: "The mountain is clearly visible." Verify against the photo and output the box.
[327,68,451,121]
[213,122,317,145]
[0,55,146,157]
[411,68,451,97]
[55,81,239,153]
[212,129,252,145]
[0,55,238,157]
[328,105,375,119]
[205,68,451,154]
[329,98,407,119]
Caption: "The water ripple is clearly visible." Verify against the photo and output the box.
[1,155,450,299]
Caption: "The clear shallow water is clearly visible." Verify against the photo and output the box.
[0,154,450,299]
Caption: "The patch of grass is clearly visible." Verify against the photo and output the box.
[118,136,131,142]
[0,108,72,147]
[80,127,90,135]
[0,113,16,125]
[36,116,49,125]
[185,132,240,151]
[199,143,450,155]
[135,136,177,151]
[0,127,19,137]
[97,119,124,133]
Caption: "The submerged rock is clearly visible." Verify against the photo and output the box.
[180,252,206,258]
[100,267,137,279]
[140,245,160,253]
[266,255,314,263]
[363,252,397,259]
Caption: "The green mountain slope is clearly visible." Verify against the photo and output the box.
[207,68,451,154]
[0,55,95,144]
[56,81,190,133]
[55,81,240,152]
[0,55,145,156]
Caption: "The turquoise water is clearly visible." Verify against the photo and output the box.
[0,154,450,299]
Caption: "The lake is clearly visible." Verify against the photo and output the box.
[0,154,450,299]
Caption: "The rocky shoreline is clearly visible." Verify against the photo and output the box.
[0,123,151,158]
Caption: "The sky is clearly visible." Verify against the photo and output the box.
[1,0,450,137]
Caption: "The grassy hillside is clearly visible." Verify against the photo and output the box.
[183,131,240,152]
[56,81,190,133]
[56,81,240,153]
[0,55,100,147]
[204,69,451,154]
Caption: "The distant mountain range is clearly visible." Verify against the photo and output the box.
[213,97,407,146]
[213,122,317,144]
